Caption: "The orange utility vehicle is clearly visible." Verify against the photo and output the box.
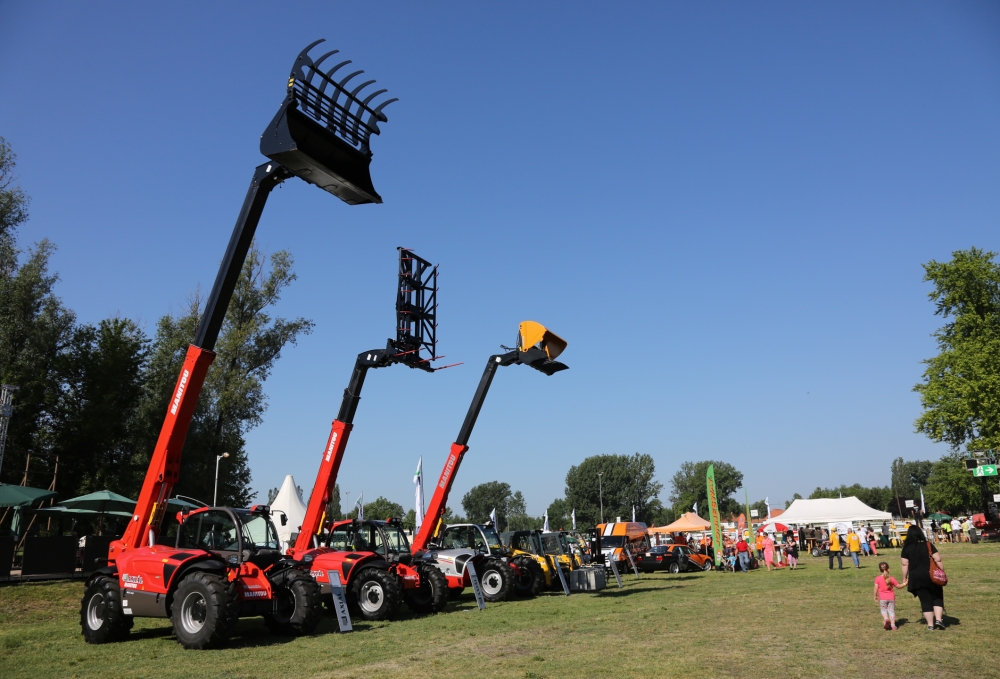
[596,522,649,574]
[410,322,569,599]
[79,40,398,649]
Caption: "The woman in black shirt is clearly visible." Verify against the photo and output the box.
[900,525,945,630]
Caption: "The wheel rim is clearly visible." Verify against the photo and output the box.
[481,569,503,596]
[359,581,384,614]
[704,561,712,571]
[179,590,208,634]
[86,592,106,630]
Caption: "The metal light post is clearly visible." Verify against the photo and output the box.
[598,472,604,524]
[214,452,230,506]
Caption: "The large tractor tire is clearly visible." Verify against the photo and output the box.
[403,564,449,615]
[170,571,237,649]
[264,570,322,636]
[478,558,515,602]
[350,567,400,621]
[80,575,133,644]
[511,556,544,598]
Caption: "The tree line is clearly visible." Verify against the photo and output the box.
[0,137,311,518]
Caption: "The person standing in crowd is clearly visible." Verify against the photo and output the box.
[942,520,951,542]
[950,517,961,542]
[860,530,871,556]
[881,521,890,545]
[900,525,946,631]
[798,525,807,550]
[873,561,906,631]
[786,539,799,570]
[754,532,764,561]
[867,526,879,556]
[847,528,863,568]
[961,517,971,542]
[828,530,843,570]
[762,532,775,572]
[735,535,750,573]
[929,519,938,543]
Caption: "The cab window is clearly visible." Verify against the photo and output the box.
[441,526,471,550]
[177,510,239,552]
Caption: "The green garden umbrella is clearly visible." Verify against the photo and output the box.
[59,490,136,514]
[0,483,57,508]
[929,512,951,521]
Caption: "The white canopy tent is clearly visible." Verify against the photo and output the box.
[777,497,891,527]
[269,475,307,551]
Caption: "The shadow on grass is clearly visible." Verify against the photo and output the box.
[595,585,683,598]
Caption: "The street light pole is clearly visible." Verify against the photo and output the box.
[214,452,230,506]
[598,472,604,525]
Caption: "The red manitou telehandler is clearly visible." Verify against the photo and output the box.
[410,322,569,602]
[287,248,451,621]
[80,40,399,649]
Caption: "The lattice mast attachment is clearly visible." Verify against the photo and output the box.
[0,384,17,479]
[395,248,438,371]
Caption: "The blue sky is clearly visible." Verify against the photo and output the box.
[1,3,998,515]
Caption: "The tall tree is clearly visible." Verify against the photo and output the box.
[546,497,571,529]
[349,496,404,520]
[914,248,1000,453]
[461,481,512,525]
[668,460,743,518]
[890,457,934,499]
[924,456,983,515]
[565,453,664,527]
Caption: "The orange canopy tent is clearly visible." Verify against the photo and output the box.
[648,512,712,533]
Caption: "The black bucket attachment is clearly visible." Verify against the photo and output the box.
[517,321,569,375]
[260,40,397,205]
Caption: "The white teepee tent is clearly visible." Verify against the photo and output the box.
[270,475,307,550]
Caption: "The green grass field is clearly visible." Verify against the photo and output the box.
[1,543,998,679]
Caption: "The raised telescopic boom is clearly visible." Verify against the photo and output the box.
[411,322,568,552]
[293,249,439,555]
[110,40,396,559]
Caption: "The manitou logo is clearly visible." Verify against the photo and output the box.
[121,573,143,586]
[242,591,268,598]
[169,369,190,415]
[438,453,458,490]
[324,432,338,462]
[310,570,326,579]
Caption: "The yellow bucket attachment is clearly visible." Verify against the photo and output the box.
[518,321,567,360]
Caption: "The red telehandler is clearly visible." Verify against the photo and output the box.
[80,40,399,649]
[410,322,569,600]
[287,249,451,621]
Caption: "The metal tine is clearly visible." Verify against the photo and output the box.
[290,38,325,84]
[316,60,355,130]
[347,80,378,143]
[334,70,365,137]
[372,97,399,124]
[302,51,339,121]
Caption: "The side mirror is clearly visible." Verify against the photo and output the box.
[280,514,288,526]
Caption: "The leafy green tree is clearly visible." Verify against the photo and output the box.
[402,508,416,532]
[925,456,983,515]
[914,248,1000,453]
[326,483,342,521]
[0,137,76,488]
[349,496,404,520]
[891,457,934,499]
[48,318,150,496]
[546,497,571,530]
[750,499,769,519]
[462,481,512,525]
[565,453,664,528]
[668,460,743,519]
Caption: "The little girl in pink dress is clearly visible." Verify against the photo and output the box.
[873,561,907,630]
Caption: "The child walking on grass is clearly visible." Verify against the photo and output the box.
[874,561,907,630]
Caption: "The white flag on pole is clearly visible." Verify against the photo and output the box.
[571,508,576,530]
[489,507,498,527]
[632,505,636,522]
[414,457,424,532]
[693,502,697,514]
[765,497,770,520]
[356,492,364,521]
[920,487,926,514]
[543,511,550,532]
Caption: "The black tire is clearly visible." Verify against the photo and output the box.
[264,570,322,636]
[702,560,713,571]
[511,556,545,598]
[477,558,515,602]
[668,562,680,574]
[349,567,400,621]
[811,547,821,557]
[80,576,133,644]
[170,571,236,650]
[403,564,449,614]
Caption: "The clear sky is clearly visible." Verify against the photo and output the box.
[1,3,998,516]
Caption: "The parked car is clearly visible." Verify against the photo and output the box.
[636,545,713,573]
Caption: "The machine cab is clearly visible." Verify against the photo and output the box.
[176,506,284,569]
[438,524,506,556]
[324,519,413,563]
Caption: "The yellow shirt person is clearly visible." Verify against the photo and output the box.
[829,532,841,551]
[847,532,862,552]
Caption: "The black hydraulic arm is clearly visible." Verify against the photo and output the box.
[454,351,519,447]
[193,162,291,351]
